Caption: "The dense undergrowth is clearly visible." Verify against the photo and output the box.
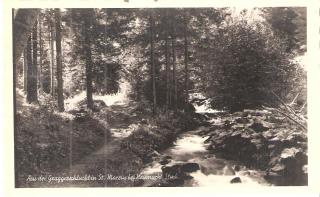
[200,108,307,186]
[15,91,110,187]
[15,89,202,187]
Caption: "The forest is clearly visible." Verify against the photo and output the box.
[13,7,307,187]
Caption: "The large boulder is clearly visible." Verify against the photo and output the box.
[266,147,308,186]
[230,177,242,183]
[181,163,200,173]
[213,134,257,167]
[160,162,199,187]
[162,162,200,178]
[162,164,182,178]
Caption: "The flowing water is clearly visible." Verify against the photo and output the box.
[140,117,271,187]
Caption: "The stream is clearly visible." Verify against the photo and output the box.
[140,114,271,187]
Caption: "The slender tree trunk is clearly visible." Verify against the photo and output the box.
[184,13,189,107]
[83,10,94,110]
[26,34,37,103]
[38,17,43,91]
[50,22,55,96]
[171,19,177,111]
[103,14,108,94]
[23,48,28,92]
[55,9,64,112]
[32,20,38,84]
[13,9,39,64]
[165,9,170,111]
[26,22,38,103]
[150,12,157,115]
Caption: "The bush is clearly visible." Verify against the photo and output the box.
[203,19,304,111]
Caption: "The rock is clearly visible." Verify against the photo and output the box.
[235,117,250,124]
[280,147,300,159]
[160,160,170,165]
[213,134,258,167]
[181,174,194,180]
[162,162,200,178]
[163,178,185,187]
[161,163,197,186]
[159,155,172,165]
[270,163,286,172]
[249,121,269,132]
[230,177,241,183]
[162,165,181,178]
[267,149,308,186]
[181,163,200,173]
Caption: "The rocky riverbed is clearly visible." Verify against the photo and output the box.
[139,109,307,187]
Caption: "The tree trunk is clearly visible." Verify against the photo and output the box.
[38,17,43,92]
[23,48,27,92]
[55,9,65,112]
[26,34,37,103]
[150,12,157,115]
[165,9,170,111]
[171,19,177,111]
[26,22,38,103]
[83,10,94,110]
[50,21,55,96]
[184,13,189,107]
[13,9,39,64]
[103,13,108,94]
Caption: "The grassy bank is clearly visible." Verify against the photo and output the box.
[15,93,110,187]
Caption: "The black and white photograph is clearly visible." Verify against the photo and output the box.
[12,7,308,188]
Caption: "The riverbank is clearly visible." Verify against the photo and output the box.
[134,108,307,187]
[16,87,203,187]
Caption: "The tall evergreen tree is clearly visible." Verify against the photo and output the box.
[83,9,95,109]
[150,11,157,115]
[26,23,38,103]
[49,18,55,96]
[55,8,65,112]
